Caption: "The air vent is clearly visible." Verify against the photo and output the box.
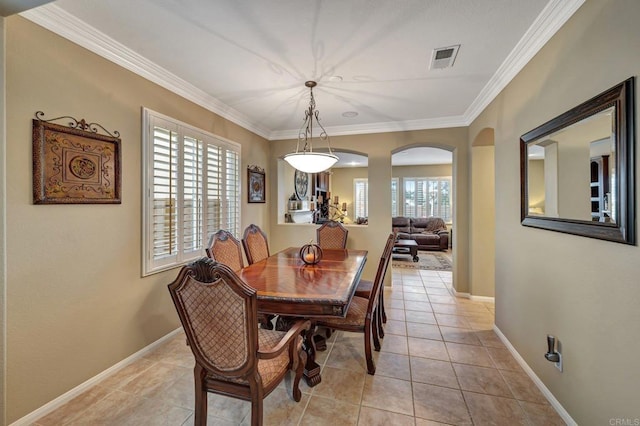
[430,45,460,70]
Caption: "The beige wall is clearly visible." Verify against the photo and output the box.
[5,17,269,422]
[470,146,495,298]
[469,0,640,423]
[528,159,545,212]
[1,15,7,426]
[268,129,470,293]
[329,166,367,223]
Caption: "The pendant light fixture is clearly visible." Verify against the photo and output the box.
[283,81,338,173]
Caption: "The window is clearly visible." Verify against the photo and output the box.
[402,177,452,222]
[353,178,368,219]
[142,108,240,275]
[391,178,399,217]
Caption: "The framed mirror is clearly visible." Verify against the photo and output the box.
[520,77,635,244]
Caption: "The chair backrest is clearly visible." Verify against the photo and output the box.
[366,233,396,314]
[168,258,258,378]
[242,224,270,265]
[316,221,348,249]
[206,230,244,272]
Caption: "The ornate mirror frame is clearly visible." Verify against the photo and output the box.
[520,77,636,244]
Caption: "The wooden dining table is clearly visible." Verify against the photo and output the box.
[238,247,368,386]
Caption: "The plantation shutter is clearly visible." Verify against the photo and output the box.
[354,178,368,218]
[143,109,241,276]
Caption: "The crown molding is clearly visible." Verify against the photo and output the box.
[21,1,584,140]
[269,115,468,141]
[20,4,272,140]
[463,0,586,124]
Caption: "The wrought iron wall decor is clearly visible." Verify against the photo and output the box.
[247,165,266,203]
[32,111,122,204]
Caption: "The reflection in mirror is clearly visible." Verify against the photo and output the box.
[278,151,368,225]
[521,77,635,245]
[526,107,615,223]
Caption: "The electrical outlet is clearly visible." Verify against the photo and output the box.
[555,352,563,372]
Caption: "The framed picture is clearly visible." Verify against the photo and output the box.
[32,112,121,204]
[294,169,308,200]
[248,165,266,203]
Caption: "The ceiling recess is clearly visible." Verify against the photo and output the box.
[430,45,460,70]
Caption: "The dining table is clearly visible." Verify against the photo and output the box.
[238,246,368,386]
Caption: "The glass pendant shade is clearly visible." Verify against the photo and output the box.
[284,152,338,174]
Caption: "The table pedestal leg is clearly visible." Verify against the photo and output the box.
[303,323,321,387]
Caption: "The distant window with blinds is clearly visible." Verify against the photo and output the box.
[142,108,241,275]
[402,177,452,222]
[353,178,368,219]
[391,178,399,217]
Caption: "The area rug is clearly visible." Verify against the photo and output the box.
[392,250,452,271]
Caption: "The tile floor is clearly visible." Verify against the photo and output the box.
[34,267,566,425]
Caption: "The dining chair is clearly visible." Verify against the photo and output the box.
[313,233,396,375]
[168,258,310,426]
[242,224,270,265]
[205,229,244,272]
[354,235,394,336]
[316,220,348,249]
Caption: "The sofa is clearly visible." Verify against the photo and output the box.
[392,217,449,251]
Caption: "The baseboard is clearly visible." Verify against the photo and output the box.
[443,281,494,303]
[10,327,183,426]
[469,294,495,303]
[493,325,577,426]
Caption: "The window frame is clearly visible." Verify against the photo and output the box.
[401,176,452,223]
[142,108,241,276]
[353,178,369,219]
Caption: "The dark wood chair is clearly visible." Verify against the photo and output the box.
[242,224,270,265]
[168,258,310,426]
[313,233,395,375]
[316,220,348,249]
[205,229,244,272]
[354,234,394,335]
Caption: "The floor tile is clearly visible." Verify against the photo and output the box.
[439,326,482,346]
[301,395,358,426]
[463,391,528,425]
[452,363,513,397]
[406,322,442,340]
[519,400,567,426]
[375,352,412,381]
[404,300,433,312]
[446,342,494,367]
[413,382,472,425]
[486,346,523,371]
[410,357,459,389]
[408,337,449,361]
[311,366,365,405]
[358,406,415,426]
[383,318,407,336]
[362,375,414,416]
[379,334,409,355]
[500,369,549,404]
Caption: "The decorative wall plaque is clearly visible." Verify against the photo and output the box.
[247,165,266,203]
[32,112,121,204]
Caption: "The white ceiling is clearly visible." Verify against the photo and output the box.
[22,0,583,140]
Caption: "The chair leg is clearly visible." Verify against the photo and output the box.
[193,365,207,426]
[365,321,376,375]
[250,398,263,426]
[380,289,387,323]
[377,299,385,339]
[372,310,381,352]
[292,342,307,402]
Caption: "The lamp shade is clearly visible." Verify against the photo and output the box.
[284,152,338,174]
